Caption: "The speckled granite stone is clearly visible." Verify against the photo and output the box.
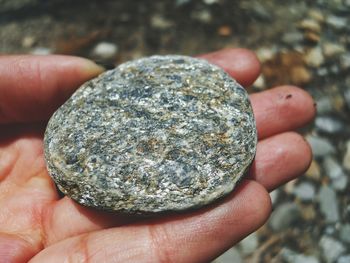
[44,55,257,213]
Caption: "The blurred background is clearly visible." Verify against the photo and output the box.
[1,0,350,262]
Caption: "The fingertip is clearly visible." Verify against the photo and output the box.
[237,180,272,224]
[72,57,106,78]
[199,48,261,87]
[251,85,316,139]
[252,131,313,191]
[278,85,316,123]
[289,132,313,175]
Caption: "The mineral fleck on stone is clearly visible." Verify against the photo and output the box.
[44,55,257,213]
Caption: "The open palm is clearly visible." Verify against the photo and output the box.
[0,49,315,263]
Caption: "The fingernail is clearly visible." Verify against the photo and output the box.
[80,58,106,76]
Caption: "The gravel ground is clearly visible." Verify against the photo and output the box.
[1,0,350,262]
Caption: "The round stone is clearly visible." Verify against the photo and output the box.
[44,55,257,213]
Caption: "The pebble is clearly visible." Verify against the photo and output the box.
[255,47,277,63]
[217,26,232,37]
[269,202,300,231]
[203,0,219,5]
[306,160,321,180]
[44,55,257,213]
[150,14,174,29]
[304,31,321,43]
[308,9,325,23]
[306,135,336,158]
[315,115,344,134]
[269,189,280,206]
[280,248,320,263]
[304,46,325,67]
[252,75,266,90]
[298,19,321,33]
[293,182,316,201]
[340,53,350,70]
[282,31,304,45]
[191,9,212,23]
[342,141,350,171]
[319,236,346,263]
[92,42,118,60]
[318,185,340,223]
[339,224,350,244]
[338,255,350,263]
[239,232,258,256]
[31,47,52,55]
[290,66,312,85]
[322,43,346,58]
[315,97,334,114]
[323,156,348,191]
[21,36,36,48]
[213,247,243,263]
[301,204,317,221]
[326,15,348,30]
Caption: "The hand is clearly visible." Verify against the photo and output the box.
[0,49,315,263]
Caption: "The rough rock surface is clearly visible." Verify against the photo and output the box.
[44,55,257,213]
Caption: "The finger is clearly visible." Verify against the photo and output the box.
[199,48,261,87]
[31,181,271,263]
[251,85,316,139]
[0,55,104,124]
[249,132,312,191]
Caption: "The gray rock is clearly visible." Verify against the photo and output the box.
[318,186,340,223]
[280,248,320,263]
[320,236,346,263]
[306,135,336,158]
[339,224,350,244]
[338,255,350,263]
[44,55,257,213]
[269,202,300,231]
[31,47,52,55]
[213,247,243,263]
[239,232,258,256]
[322,42,346,58]
[92,42,118,60]
[323,157,348,191]
[293,182,316,201]
[315,116,344,134]
[282,31,304,45]
[315,97,334,114]
[269,189,280,206]
[325,225,337,235]
[326,15,348,30]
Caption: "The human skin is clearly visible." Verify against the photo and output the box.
[0,48,315,262]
